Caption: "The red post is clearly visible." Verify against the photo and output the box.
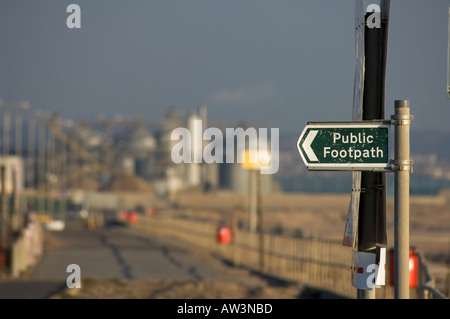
[217,226,231,244]
[389,247,419,288]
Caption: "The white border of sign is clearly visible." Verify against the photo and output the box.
[297,121,391,171]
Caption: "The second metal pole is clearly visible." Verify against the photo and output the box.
[257,171,264,274]
[0,166,6,248]
[249,169,257,232]
[394,100,412,299]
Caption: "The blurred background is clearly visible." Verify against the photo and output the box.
[0,0,448,300]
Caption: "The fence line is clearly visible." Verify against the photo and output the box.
[9,214,43,277]
[131,213,446,299]
[417,252,447,299]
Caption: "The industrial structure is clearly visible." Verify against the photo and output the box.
[0,103,275,202]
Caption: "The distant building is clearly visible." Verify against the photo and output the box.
[0,156,24,194]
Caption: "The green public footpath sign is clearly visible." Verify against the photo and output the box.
[297,121,391,171]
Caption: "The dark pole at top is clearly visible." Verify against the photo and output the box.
[357,0,390,299]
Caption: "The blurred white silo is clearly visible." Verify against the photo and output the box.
[186,110,202,187]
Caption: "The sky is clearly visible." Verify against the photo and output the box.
[1,0,450,136]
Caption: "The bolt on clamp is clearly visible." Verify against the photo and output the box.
[390,114,414,126]
[390,159,414,172]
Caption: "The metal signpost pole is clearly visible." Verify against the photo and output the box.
[241,151,266,274]
[357,0,390,299]
[249,169,257,232]
[393,100,412,299]
[257,170,264,274]
[0,166,6,248]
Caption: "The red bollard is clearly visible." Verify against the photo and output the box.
[119,210,128,221]
[217,226,231,245]
[128,211,138,224]
[408,248,419,288]
[389,247,419,288]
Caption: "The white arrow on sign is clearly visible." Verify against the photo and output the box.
[303,130,318,161]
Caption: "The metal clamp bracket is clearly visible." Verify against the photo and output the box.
[390,159,414,172]
[390,114,414,126]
